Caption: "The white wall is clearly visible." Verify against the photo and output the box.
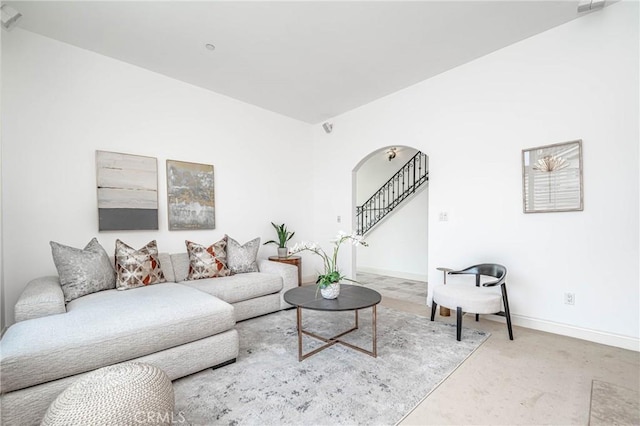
[355,146,428,280]
[357,188,429,281]
[312,2,639,349]
[1,29,314,326]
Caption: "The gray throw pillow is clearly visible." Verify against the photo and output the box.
[50,237,116,302]
[226,236,260,274]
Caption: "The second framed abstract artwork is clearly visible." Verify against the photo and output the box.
[166,160,215,230]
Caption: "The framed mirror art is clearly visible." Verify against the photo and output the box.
[522,140,583,213]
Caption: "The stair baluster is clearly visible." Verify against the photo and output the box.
[356,151,429,235]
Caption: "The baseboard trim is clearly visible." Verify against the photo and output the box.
[485,313,639,352]
[357,267,427,282]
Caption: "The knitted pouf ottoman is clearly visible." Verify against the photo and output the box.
[41,362,175,425]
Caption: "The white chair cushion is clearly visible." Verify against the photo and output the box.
[433,284,502,314]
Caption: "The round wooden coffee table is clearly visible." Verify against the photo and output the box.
[283,284,381,361]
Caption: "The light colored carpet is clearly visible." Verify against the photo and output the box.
[589,380,640,425]
[173,306,489,425]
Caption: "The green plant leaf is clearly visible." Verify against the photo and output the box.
[267,222,295,248]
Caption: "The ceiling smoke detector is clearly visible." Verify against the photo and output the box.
[577,0,605,13]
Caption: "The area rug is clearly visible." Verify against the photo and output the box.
[173,306,489,425]
[589,380,640,425]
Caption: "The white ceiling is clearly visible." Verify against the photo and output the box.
[7,1,593,124]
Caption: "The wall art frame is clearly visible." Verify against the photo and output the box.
[522,139,583,213]
[96,150,159,231]
[166,160,215,230]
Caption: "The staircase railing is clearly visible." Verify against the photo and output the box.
[356,151,428,235]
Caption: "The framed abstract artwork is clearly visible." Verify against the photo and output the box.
[96,150,159,230]
[522,140,583,213]
[166,160,215,230]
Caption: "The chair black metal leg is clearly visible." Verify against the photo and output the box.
[430,301,437,321]
[456,307,463,341]
[475,313,479,322]
[501,284,514,340]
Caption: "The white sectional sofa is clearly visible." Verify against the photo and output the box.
[0,254,297,425]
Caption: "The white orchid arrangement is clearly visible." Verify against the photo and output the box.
[289,231,368,288]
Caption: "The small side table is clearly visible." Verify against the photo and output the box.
[268,256,302,286]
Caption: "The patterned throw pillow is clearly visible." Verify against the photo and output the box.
[226,236,260,274]
[50,238,116,303]
[186,238,231,280]
[115,239,166,290]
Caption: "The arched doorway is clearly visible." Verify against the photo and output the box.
[351,146,429,304]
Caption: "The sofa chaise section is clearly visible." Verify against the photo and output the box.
[1,283,236,394]
[0,282,238,425]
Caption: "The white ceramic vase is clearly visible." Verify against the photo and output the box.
[320,282,340,299]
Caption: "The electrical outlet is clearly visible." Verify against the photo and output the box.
[439,212,449,222]
[337,215,341,223]
[564,292,575,305]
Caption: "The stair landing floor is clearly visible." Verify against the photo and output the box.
[356,272,427,305]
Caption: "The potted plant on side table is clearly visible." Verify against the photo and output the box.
[264,222,295,258]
